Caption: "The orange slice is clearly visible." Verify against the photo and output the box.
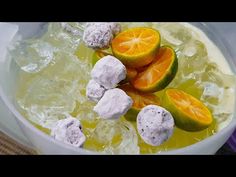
[126,67,138,81]
[131,46,178,92]
[111,27,160,68]
[163,88,213,131]
[119,67,138,85]
[119,84,160,121]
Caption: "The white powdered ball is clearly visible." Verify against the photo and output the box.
[137,105,174,146]
[83,23,113,50]
[91,55,126,89]
[85,22,121,35]
[86,79,106,102]
[108,22,121,35]
[94,88,133,119]
[51,117,86,148]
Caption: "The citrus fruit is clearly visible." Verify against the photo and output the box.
[131,46,178,92]
[163,88,213,131]
[111,27,161,68]
[119,67,138,85]
[119,84,160,121]
[126,67,138,81]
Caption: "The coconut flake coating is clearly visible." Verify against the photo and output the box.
[51,117,86,148]
[137,105,174,146]
[94,88,133,119]
[83,22,121,49]
[109,22,122,35]
[85,22,121,35]
[83,23,112,50]
[91,55,126,89]
[86,79,106,102]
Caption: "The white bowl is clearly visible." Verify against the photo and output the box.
[0,22,236,154]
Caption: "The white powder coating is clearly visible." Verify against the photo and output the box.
[83,22,121,50]
[91,55,126,89]
[51,117,86,148]
[108,22,122,35]
[86,79,106,102]
[137,105,174,146]
[83,23,113,50]
[94,88,133,119]
[85,22,121,35]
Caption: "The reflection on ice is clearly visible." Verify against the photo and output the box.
[16,49,92,129]
[11,40,58,73]
[10,23,82,73]
[157,23,192,48]
[86,119,139,154]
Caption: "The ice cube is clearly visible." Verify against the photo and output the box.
[156,23,192,48]
[212,88,235,116]
[11,40,58,73]
[74,101,97,121]
[202,62,236,88]
[178,40,208,76]
[201,82,224,104]
[44,23,81,52]
[25,105,72,129]
[10,23,82,73]
[17,76,77,129]
[90,119,139,154]
[17,52,92,129]
[182,40,207,58]
[214,112,233,131]
[61,22,84,36]
[214,112,232,124]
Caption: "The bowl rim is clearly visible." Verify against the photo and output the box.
[0,22,236,154]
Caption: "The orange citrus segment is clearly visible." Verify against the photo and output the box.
[164,88,213,131]
[166,89,212,124]
[132,46,178,92]
[112,27,160,68]
[119,67,138,85]
[126,67,138,80]
[119,84,160,121]
[124,86,160,109]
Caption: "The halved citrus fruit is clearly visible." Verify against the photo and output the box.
[131,46,178,92]
[163,88,213,131]
[126,67,138,81]
[111,27,161,68]
[119,84,160,121]
[119,67,138,85]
